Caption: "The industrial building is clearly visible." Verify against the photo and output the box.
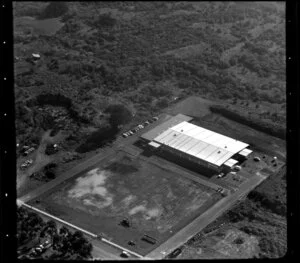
[140,114,252,173]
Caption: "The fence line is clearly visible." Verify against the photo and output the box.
[21,201,97,238]
[18,200,146,259]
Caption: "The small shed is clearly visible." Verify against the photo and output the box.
[222,158,239,173]
[238,148,253,158]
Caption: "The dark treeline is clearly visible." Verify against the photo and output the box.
[209,105,285,140]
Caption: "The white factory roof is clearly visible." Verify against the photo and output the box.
[153,121,249,167]
[238,148,253,157]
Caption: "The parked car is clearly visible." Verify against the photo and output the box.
[120,251,130,258]
[220,189,227,196]
[148,119,154,123]
[217,172,225,178]
[23,147,35,156]
[41,240,51,249]
[144,121,150,126]
[20,159,33,170]
[232,165,242,171]
[122,133,128,138]
[169,248,182,258]
[128,130,134,135]
[152,116,159,121]
[138,124,144,129]
[253,156,261,162]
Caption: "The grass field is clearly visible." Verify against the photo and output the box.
[28,151,221,255]
[14,16,64,36]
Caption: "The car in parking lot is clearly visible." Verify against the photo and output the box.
[20,159,33,170]
[120,251,130,258]
[217,172,225,178]
[217,187,223,193]
[122,133,128,138]
[143,121,150,126]
[232,165,242,171]
[169,248,182,258]
[152,116,159,121]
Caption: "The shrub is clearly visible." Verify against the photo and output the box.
[39,2,69,19]
[76,125,118,153]
[104,104,132,128]
[94,14,116,27]
[209,105,285,140]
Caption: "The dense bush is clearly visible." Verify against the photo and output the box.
[76,125,118,153]
[209,105,285,139]
[94,14,116,27]
[39,2,69,19]
[248,190,286,216]
[104,104,132,128]
[17,207,45,246]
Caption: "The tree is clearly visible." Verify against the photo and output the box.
[104,104,132,128]
[156,98,169,109]
[69,231,92,258]
[41,220,57,239]
[95,14,116,27]
[45,170,56,180]
[59,226,71,237]
[39,2,69,19]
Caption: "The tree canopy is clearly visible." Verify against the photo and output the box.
[104,104,132,128]
[39,2,69,19]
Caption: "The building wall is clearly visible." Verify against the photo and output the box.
[156,145,221,177]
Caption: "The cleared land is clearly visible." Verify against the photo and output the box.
[28,151,221,255]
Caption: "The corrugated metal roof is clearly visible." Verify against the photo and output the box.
[153,121,249,167]
[141,114,193,141]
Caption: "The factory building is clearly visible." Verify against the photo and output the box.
[140,114,252,174]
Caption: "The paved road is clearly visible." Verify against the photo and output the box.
[90,240,124,260]
[19,136,136,203]
[145,172,267,259]
[19,117,164,203]
[17,121,164,260]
